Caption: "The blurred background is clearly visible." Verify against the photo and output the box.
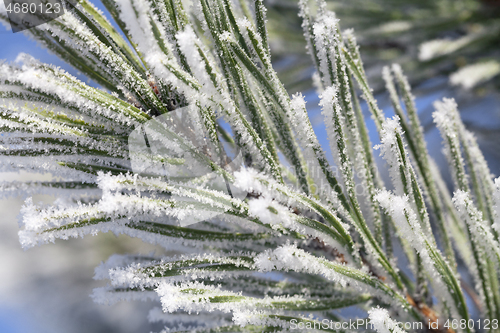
[1,0,500,331]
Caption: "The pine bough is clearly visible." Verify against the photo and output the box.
[1,0,500,332]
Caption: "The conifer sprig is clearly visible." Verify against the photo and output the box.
[1,0,499,331]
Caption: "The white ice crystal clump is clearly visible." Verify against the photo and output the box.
[106,253,255,290]
[234,168,297,209]
[162,290,287,328]
[255,244,350,287]
[368,307,407,333]
[289,93,334,199]
[234,168,270,197]
[18,197,104,249]
[243,179,349,252]
[1,55,143,128]
[155,279,314,318]
[114,0,196,99]
[433,98,467,188]
[494,177,500,234]
[18,171,250,251]
[248,197,291,226]
[374,116,405,195]
[375,190,460,319]
[176,26,218,97]
[450,61,500,89]
[235,168,351,244]
[452,190,500,264]
[312,12,339,87]
[319,85,346,189]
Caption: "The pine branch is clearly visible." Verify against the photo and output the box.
[2,0,500,331]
